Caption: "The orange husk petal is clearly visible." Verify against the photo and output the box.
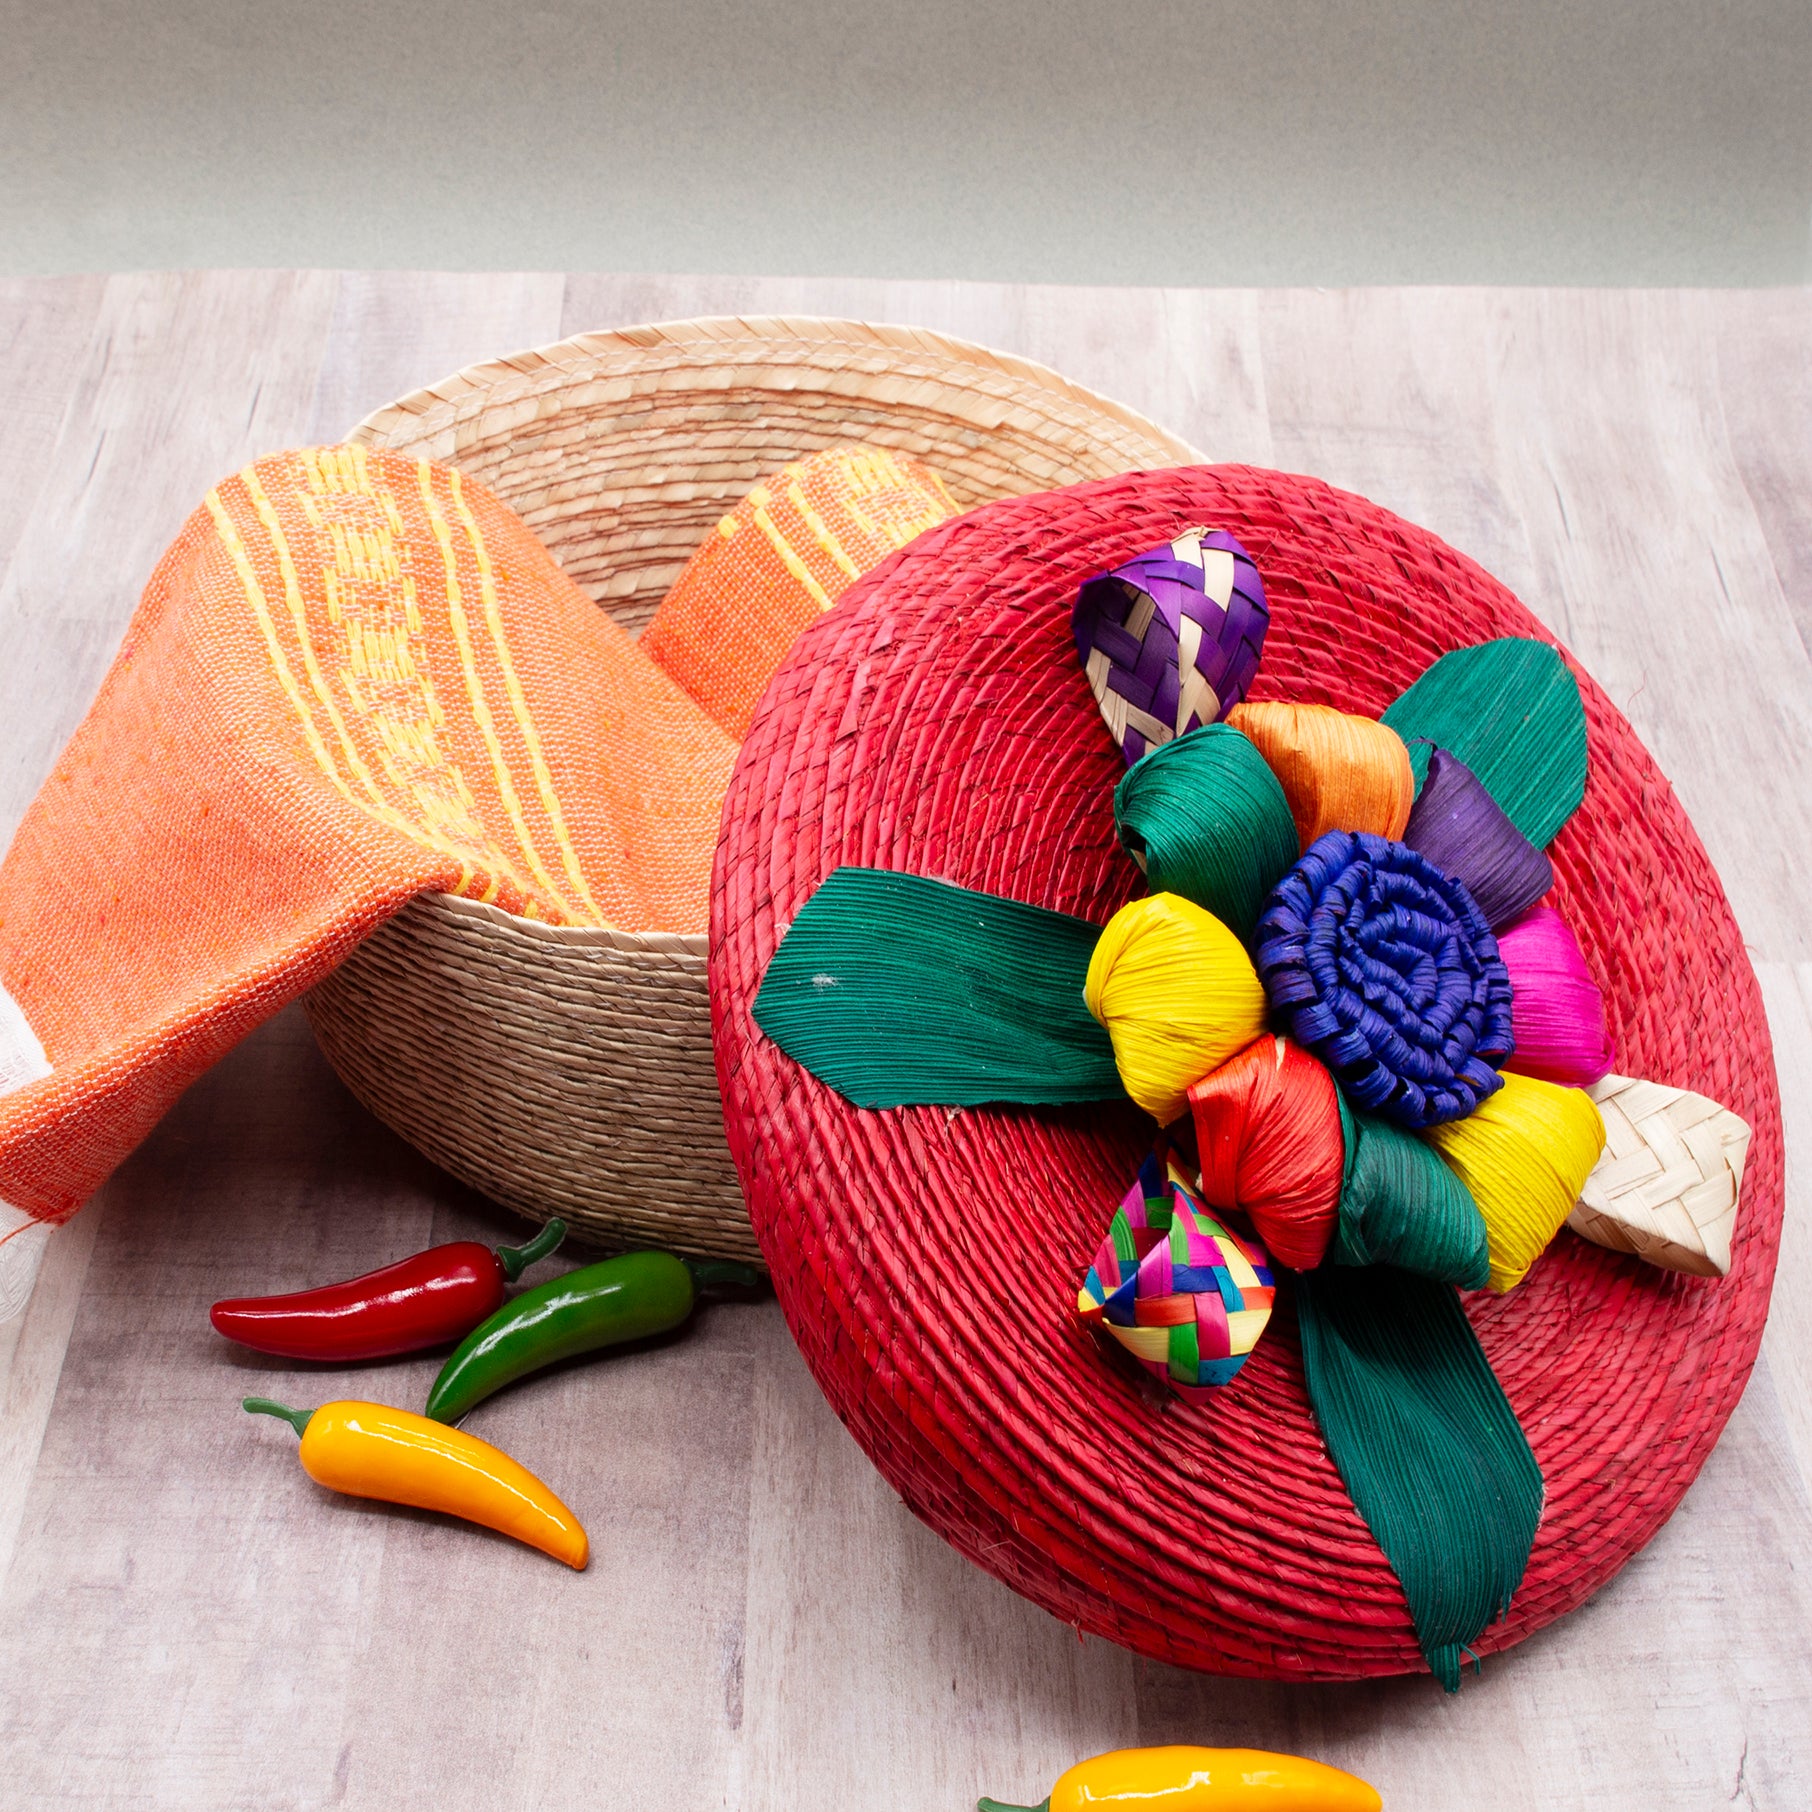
[1228,700,1415,849]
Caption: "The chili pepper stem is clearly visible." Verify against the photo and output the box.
[977,1798,1048,1811]
[496,1218,568,1282]
[243,1397,315,1437]
[683,1258,767,1296]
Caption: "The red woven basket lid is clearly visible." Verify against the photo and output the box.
[709,465,1783,1680]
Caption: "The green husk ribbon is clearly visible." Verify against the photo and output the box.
[752,867,1123,1108]
[1296,1265,1543,1690]
[1382,637,1587,848]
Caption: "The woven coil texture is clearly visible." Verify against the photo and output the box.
[305,895,753,1261]
[709,464,1783,1679]
[305,319,1196,1255]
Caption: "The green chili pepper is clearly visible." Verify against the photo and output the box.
[424,1251,763,1424]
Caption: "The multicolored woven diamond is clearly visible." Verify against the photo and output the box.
[1077,1149,1277,1401]
[1073,528,1269,764]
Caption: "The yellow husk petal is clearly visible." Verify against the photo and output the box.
[1425,1070,1606,1292]
[1083,893,1268,1124]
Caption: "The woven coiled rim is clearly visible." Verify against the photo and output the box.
[352,315,1196,468]
[709,464,1783,1679]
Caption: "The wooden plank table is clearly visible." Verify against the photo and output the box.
[0,273,1807,1810]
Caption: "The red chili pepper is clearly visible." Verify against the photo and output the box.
[210,1220,567,1362]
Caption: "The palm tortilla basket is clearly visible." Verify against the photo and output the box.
[301,316,1198,1260]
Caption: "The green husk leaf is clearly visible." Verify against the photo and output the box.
[1381,638,1588,848]
[752,867,1123,1108]
[1113,724,1299,943]
[1297,1265,1543,1691]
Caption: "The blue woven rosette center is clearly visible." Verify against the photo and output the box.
[1255,829,1515,1128]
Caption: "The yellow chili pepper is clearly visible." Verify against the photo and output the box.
[244,1397,589,1569]
[980,1746,1382,1812]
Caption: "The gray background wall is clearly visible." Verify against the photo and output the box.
[3,0,1810,283]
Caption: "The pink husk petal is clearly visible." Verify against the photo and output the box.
[1499,905,1616,1086]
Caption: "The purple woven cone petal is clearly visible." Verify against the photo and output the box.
[1074,528,1268,764]
[1255,830,1516,1129]
[1402,747,1554,931]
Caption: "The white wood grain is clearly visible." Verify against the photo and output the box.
[742,1316,1139,1812]
[0,274,1804,1810]
[0,275,106,579]
[0,270,339,837]
[1711,291,1812,668]
[1485,291,1812,967]
[0,1199,101,1587]
[305,269,567,444]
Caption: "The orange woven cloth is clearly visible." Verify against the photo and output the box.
[0,445,735,1228]
[642,445,956,738]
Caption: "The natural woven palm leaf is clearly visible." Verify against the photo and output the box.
[303,318,1196,1256]
[1568,1073,1751,1277]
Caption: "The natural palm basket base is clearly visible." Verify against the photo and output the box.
[710,464,1783,1677]
[301,318,1197,1259]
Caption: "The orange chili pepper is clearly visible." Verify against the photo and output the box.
[244,1397,588,1569]
[980,1746,1382,1812]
